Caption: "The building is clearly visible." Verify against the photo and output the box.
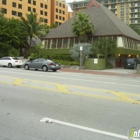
[67,0,91,16]
[67,0,140,28]
[41,0,140,67]
[0,0,69,26]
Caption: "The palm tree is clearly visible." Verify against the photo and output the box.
[20,12,49,55]
[92,37,117,67]
[72,13,94,42]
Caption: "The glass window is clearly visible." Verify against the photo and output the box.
[40,18,43,22]
[28,0,31,4]
[40,3,43,8]
[28,7,31,11]
[63,11,65,14]
[18,4,22,9]
[33,8,36,13]
[45,5,47,9]
[32,59,39,63]
[44,19,48,23]
[2,0,6,5]
[12,11,16,16]
[18,12,22,17]
[40,10,43,15]
[56,8,58,12]
[12,2,16,7]
[56,15,58,19]
[38,59,44,62]
[33,1,36,5]
[2,8,7,14]
[63,4,65,8]
[59,10,61,14]
[45,12,47,16]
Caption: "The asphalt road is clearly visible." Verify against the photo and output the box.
[0,67,140,140]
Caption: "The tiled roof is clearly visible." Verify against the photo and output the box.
[42,1,140,41]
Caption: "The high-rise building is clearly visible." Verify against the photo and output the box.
[0,0,69,26]
[67,0,140,28]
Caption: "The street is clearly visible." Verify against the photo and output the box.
[0,67,140,140]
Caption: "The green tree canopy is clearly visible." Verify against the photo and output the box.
[0,16,23,57]
[20,11,49,55]
[72,13,94,42]
[92,38,117,68]
[129,24,140,35]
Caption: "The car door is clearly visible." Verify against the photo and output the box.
[29,59,39,68]
[0,57,4,66]
[38,58,45,69]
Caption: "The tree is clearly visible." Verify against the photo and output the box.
[0,16,23,57]
[129,24,140,35]
[70,43,92,68]
[20,12,49,55]
[92,38,117,68]
[72,13,94,42]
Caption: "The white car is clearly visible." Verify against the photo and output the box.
[0,57,23,68]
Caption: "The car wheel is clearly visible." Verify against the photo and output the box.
[42,66,48,72]
[24,64,29,70]
[53,69,57,72]
[8,63,12,68]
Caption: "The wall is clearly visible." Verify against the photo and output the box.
[85,58,106,70]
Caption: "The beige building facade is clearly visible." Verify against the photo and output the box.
[0,0,69,26]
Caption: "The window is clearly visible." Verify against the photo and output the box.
[40,3,43,8]
[56,15,58,19]
[131,8,135,12]
[131,2,135,7]
[63,11,65,15]
[28,7,31,11]
[59,16,61,20]
[63,17,65,21]
[2,0,6,5]
[40,18,43,22]
[44,19,48,23]
[40,10,43,15]
[59,10,61,14]
[12,2,16,7]
[45,12,47,16]
[12,11,17,16]
[56,1,58,6]
[18,4,22,9]
[32,59,39,63]
[59,3,61,7]
[18,12,22,17]
[56,8,58,12]
[2,8,7,14]
[33,1,36,5]
[45,5,47,9]
[63,4,65,8]
[33,8,36,13]
[28,0,31,4]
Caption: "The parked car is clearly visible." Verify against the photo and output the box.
[23,58,61,72]
[124,58,136,69]
[0,56,23,68]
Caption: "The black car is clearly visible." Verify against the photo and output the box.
[124,58,136,69]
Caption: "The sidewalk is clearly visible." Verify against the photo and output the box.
[60,67,140,77]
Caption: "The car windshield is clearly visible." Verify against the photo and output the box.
[126,59,135,63]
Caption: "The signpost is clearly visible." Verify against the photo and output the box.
[80,46,83,70]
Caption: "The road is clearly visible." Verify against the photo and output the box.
[0,67,140,140]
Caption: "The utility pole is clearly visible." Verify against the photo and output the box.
[80,46,83,69]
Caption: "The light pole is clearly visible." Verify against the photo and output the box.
[80,46,83,70]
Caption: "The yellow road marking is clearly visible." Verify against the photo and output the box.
[56,84,69,93]
[0,75,139,104]
[13,78,23,85]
